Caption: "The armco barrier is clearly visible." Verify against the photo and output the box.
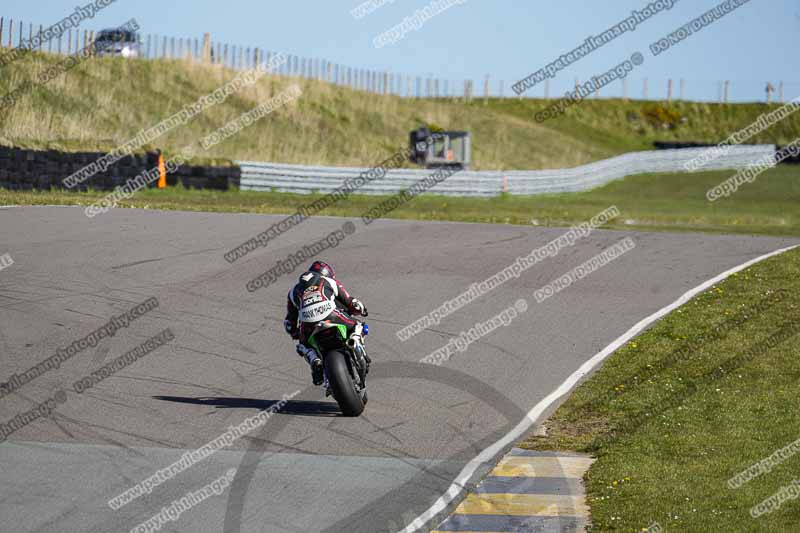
[0,146,239,191]
[237,145,776,197]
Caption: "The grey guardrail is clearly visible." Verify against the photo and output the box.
[237,145,775,197]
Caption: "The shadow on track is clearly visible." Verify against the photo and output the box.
[153,396,341,417]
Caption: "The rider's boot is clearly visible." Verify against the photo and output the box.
[297,344,324,386]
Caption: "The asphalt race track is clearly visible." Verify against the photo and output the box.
[0,206,797,533]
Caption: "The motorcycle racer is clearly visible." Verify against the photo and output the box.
[284,261,368,385]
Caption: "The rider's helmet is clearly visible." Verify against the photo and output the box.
[308,260,335,278]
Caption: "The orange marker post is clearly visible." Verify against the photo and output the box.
[157,153,167,189]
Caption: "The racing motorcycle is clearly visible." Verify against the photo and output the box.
[305,312,370,417]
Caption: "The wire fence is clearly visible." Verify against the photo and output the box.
[0,15,797,103]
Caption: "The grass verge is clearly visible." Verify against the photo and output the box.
[520,247,800,532]
[2,165,799,237]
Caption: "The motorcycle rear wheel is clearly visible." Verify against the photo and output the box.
[324,350,365,417]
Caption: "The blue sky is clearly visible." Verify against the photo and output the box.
[3,0,799,102]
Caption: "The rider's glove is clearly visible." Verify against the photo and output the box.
[351,299,366,316]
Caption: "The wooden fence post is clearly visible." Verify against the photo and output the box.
[724,80,730,103]
[8,19,13,48]
[202,33,210,63]
[667,79,673,103]
[0,18,4,49]
[779,81,784,103]
[484,74,489,105]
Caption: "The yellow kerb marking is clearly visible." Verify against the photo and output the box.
[453,493,589,517]
[490,456,594,479]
